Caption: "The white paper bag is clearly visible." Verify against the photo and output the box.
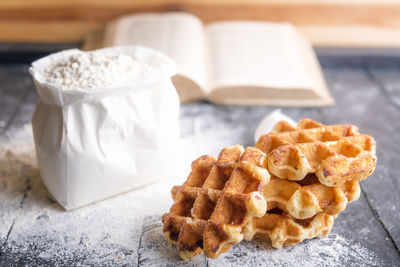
[30,46,181,210]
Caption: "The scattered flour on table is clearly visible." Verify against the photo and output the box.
[0,125,387,266]
[208,235,385,267]
[41,50,152,90]
[0,125,172,265]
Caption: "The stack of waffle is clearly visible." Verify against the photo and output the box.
[162,119,376,259]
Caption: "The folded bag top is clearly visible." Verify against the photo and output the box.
[30,45,177,106]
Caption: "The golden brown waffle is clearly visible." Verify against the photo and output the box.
[243,174,359,248]
[256,118,376,186]
[243,211,335,249]
[264,175,360,219]
[162,145,270,260]
[163,118,377,259]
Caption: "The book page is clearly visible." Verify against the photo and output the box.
[107,12,207,101]
[205,22,315,94]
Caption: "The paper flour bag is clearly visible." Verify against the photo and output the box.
[30,46,180,210]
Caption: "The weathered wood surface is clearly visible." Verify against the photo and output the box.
[0,51,399,266]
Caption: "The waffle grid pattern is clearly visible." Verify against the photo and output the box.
[162,145,270,259]
[162,118,377,259]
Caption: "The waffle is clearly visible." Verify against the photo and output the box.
[265,175,360,219]
[243,211,335,249]
[162,145,270,260]
[162,118,377,259]
[256,118,376,186]
[242,173,358,248]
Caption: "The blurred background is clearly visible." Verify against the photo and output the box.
[2,0,400,61]
[0,1,399,266]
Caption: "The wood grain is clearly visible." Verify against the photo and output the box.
[0,1,400,25]
[0,53,399,264]
[0,21,102,42]
[1,0,400,46]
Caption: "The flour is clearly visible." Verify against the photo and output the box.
[0,124,37,177]
[207,234,385,267]
[0,125,174,265]
[0,126,388,266]
[30,46,180,210]
[42,50,152,90]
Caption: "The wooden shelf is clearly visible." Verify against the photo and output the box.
[1,0,400,47]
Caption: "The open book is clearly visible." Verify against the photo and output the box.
[84,12,334,106]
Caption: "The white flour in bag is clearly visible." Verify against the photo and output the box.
[42,50,152,90]
[30,46,181,210]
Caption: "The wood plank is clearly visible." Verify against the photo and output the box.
[0,0,400,26]
[0,53,399,264]
[0,21,102,42]
[3,90,37,138]
[2,0,400,46]
[0,65,32,135]
[359,66,400,251]
[318,64,400,252]
[0,65,36,260]
[5,22,400,48]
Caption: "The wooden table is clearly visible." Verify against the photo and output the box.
[0,45,399,266]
